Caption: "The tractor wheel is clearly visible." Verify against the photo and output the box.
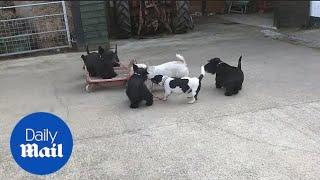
[113,0,132,38]
[172,1,194,34]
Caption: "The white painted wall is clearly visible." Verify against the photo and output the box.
[310,1,320,17]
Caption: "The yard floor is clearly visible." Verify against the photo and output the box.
[1,17,320,179]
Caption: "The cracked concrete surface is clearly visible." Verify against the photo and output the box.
[0,17,320,179]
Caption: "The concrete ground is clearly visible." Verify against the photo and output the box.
[1,17,320,179]
[218,12,275,29]
[219,12,320,49]
[278,29,320,49]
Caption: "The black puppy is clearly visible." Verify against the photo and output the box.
[99,56,117,79]
[81,46,100,77]
[126,64,153,108]
[81,46,117,79]
[98,44,120,67]
[204,56,244,96]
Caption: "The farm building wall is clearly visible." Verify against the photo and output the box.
[273,1,310,28]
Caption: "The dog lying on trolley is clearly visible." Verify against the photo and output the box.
[81,45,119,79]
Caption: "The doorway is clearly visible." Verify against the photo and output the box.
[218,0,275,29]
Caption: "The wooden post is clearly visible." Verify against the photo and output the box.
[202,0,207,16]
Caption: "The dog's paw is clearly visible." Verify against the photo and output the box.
[146,101,153,106]
[188,98,196,104]
[187,95,193,98]
[130,104,139,108]
[216,84,222,88]
[224,92,233,96]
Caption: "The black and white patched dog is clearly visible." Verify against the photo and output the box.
[81,46,117,79]
[204,56,244,96]
[126,64,153,108]
[151,66,205,104]
[98,44,120,67]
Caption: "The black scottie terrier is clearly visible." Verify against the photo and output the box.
[126,64,153,108]
[81,46,100,76]
[81,46,117,79]
[98,44,120,67]
[204,56,244,96]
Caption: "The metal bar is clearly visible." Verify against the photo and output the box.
[0,29,67,40]
[0,45,69,57]
[62,1,72,47]
[0,13,64,22]
[0,1,63,10]
[0,1,71,57]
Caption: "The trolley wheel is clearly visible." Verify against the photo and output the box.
[85,84,94,92]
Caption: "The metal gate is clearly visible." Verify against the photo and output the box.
[0,1,71,57]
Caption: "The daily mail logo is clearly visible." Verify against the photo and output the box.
[20,129,63,158]
[10,112,73,175]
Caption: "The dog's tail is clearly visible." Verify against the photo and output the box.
[198,65,205,82]
[238,55,242,70]
[86,45,89,54]
[176,54,186,64]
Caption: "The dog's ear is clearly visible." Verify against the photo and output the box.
[98,46,104,55]
[128,59,137,68]
[128,59,134,67]
[151,75,163,84]
[81,55,85,60]
[133,64,138,72]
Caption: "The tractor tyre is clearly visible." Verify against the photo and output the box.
[114,0,132,38]
[172,1,194,34]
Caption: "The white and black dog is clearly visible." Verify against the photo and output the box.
[130,54,189,78]
[130,54,189,90]
[151,66,205,104]
[204,56,244,96]
[147,54,189,79]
